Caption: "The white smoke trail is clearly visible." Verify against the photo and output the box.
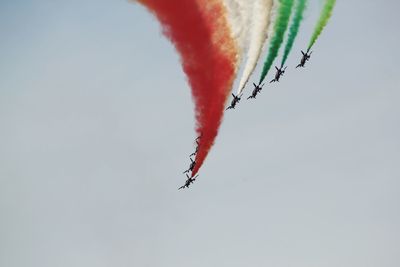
[223,0,252,66]
[236,0,274,94]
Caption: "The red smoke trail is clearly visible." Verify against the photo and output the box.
[137,0,237,176]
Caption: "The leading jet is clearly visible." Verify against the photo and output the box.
[247,82,265,100]
[226,93,242,110]
[178,174,199,190]
[296,50,312,68]
[270,66,287,83]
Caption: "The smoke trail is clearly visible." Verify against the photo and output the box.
[308,0,336,50]
[192,0,238,176]
[223,0,252,64]
[136,0,237,176]
[280,0,307,67]
[259,0,294,84]
[236,0,273,95]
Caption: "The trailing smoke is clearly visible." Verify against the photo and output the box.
[259,0,294,84]
[223,0,252,65]
[136,0,237,177]
[308,0,336,49]
[281,0,307,67]
[134,0,337,179]
[236,0,273,94]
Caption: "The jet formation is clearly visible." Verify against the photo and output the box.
[226,50,313,109]
[179,134,201,190]
[181,50,313,189]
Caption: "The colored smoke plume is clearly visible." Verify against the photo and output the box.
[259,0,294,84]
[236,0,273,94]
[136,0,237,176]
[308,0,336,50]
[281,0,307,66]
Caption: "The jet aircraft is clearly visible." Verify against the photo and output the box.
[190,146,199,157]
[195,134,202,141]
[178,174,199,190]
[247,82,265,100]
[226,93,242,110]
[183,157,196,174]
[296,50,312,68]
[190,137,201,157]
[270,66,287,83]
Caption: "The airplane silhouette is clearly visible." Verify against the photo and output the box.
[226,93,243,110]
[178,174,199,190]
[248,82,265,100]
[296,50,312,68]
[270,66,287,83]
[190,145,199,157]
[183,157,196,174]
[195,134,202,142]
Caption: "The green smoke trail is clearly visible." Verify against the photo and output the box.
[308,0,336,50]
[280,0,307,67]
[259,0,294,84]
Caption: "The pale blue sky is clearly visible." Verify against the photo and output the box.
[1,1,399,267]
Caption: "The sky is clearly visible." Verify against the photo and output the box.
[1,0,400,266]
